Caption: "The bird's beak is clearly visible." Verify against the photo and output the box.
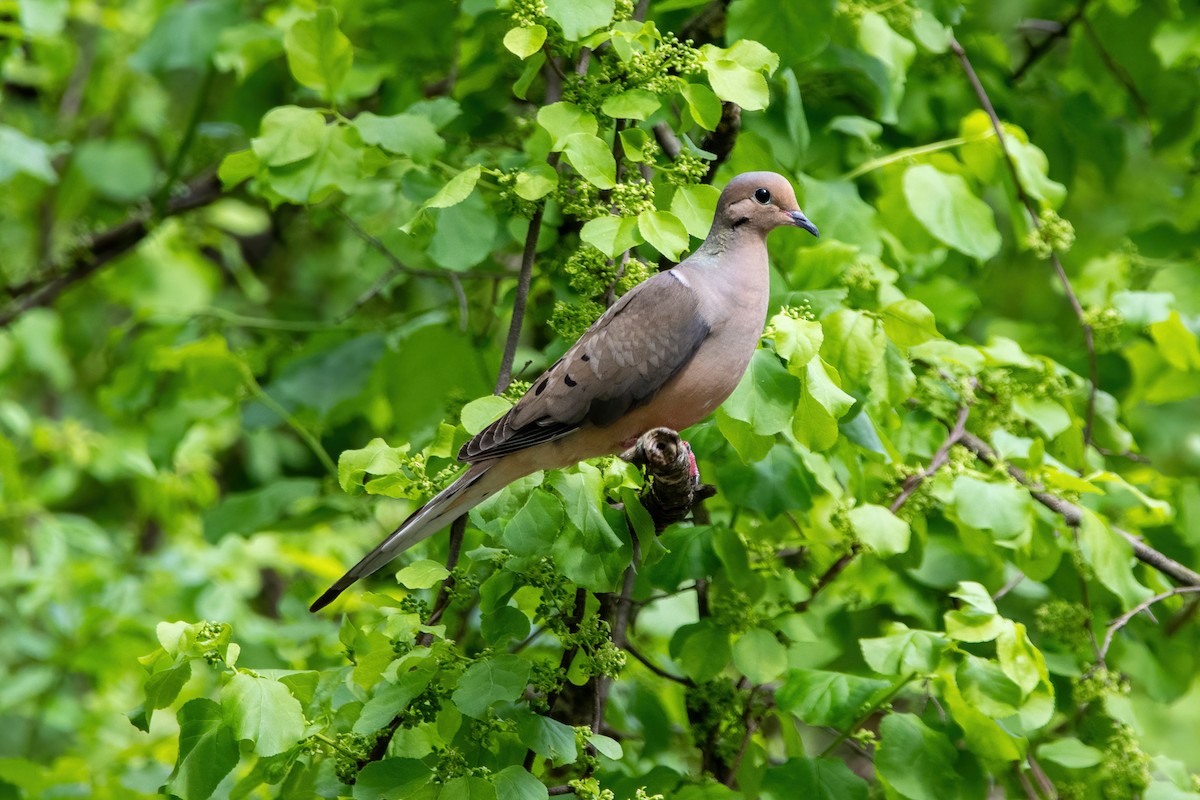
[789,210,820,238]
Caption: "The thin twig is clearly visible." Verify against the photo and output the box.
[992,571,1027,601]
[889,404,970,513]
[950,37,1101,447]
[154,64,216,218]
[1078,16,1149,123]
[496,48,591,392]
[334,208,488,326]
[1099,586,1200,659]
[1011,0,1094,83]
[236,360,336,477]
[0,174,222,329]
[624,640,693,686]
[819,673,913,758]
[959,432,1200,588]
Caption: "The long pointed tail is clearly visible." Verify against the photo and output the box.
[310,462,496,611]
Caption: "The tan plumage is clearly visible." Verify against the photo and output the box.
[311,171,818,611]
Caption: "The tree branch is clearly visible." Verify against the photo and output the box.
[1099,586,1200,660]
[495,48,592,392]
[958,432,1200,588]
[949,37,1101,446]
[1010,0,1095,83]
[0,173,223,329]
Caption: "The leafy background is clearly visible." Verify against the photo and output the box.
[2,0,1200,798]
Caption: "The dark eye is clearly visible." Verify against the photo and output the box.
[754,187,771,204]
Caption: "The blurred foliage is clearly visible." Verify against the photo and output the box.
[2,0,1200,798]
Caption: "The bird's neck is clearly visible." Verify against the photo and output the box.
[695,225,768,271]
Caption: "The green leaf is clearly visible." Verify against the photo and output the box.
[514,163,559,201]
[952,475,1032,542]
[429,191,499,270]
[581,214,643,257]
[1037,738,1103,769]
[265,123,363,203]
[166,699,239,800]
[1077,508,1154,608]
[354,758,433,800]
[957,655,1022,718]
[396,559,450,589]
[551,465,622,552]
[903,164,1001,260]
[761,757,868,800]
[501,489,565,557]
[944,581,1008,643]
[283,7,353,99]
[732,629,788,684]
[220,673,305,757]
[585,733,623,760]
[775,670,890,728]
[820,310,886,388]
[493,766,549,800]
[516,711,578,765]
[503,25,547,59]
[440,776,498,800]
[681,83,723,130]
[669,183,721,239]
[880,299,939,347]
[637,209,690,261]
[858,11,916,124]
[1150,311,1200,371]
[848,503,910,556]
[202,477,319,540]
[218,148,258,187]
[338,438,408,495]
[727,0,835,65]
[452,654,531,718]
[700,41,779,111]
[860,628,948,675]
[722,350,801,436]
[543,0,614,40]
[793,359,856,451]
[251,106,326,167]
[144,658,192,720]
[353,112,445,163]
[536,102,598,149]
[75,139,157,202]
[876,713,961,800]
[670,620,731,682]
[771,315,823,367]
[423,165,483,210]
[601,89,661,120]
[0,126,58,184]
[355,662,437,734]
[129,0,238,72]
[563,132,617,189]
[461,395,514,434]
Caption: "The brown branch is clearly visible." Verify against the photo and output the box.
[949,37,1101,446]
[958,432,1200,588]
[1011,0,1094,83]
[333,208,492,326]
[889,404,970,513]
[0,173,222,329]
[701,102,741,183]
[1078,16,1150,124]
[1099,586,1200,659]
[797,403,970,613]
[496,49,592,392]
[525,587,588,770]
[624,640,693,686]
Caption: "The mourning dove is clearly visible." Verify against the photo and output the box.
[311,171,818,611]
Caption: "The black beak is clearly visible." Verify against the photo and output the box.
[790,210,819,238]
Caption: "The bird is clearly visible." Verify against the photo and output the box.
[311,171,818,611]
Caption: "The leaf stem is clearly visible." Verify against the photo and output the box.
[236,359,337,477]
[820,672,914,757]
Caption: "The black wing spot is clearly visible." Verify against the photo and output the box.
[564,375,578,387]
[581,354,590,361]
[536,378,549,395]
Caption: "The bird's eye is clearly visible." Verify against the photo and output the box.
[754,188,771,204]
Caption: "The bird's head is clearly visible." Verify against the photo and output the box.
[715,171,819,238]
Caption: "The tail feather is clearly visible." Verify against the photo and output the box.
[310,463,494,612]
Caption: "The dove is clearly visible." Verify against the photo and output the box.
[311,171,818,611]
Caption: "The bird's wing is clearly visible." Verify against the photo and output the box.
[461,271,709,461]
